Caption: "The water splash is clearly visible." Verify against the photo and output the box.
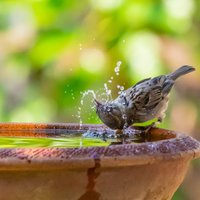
[117,85,125,95]
[77,106,83,128]
[104,83,112,102]
[102,61,123,101]
[79,138,83,147]
[64,87,75,100]
[108,76,113,83]
[114,61,122,76]
[80,90,96,105]
[95,88,111,104]
[77,90,97,128]
[78,60,124,126]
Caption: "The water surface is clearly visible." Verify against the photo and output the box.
[0,128,175,148]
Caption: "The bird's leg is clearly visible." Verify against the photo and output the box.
[116,129,124,143]
[109,129,125,145]
[101,132,107,142]
[115,129,128,144]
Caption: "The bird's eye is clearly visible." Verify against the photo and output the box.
[106,106,112,112]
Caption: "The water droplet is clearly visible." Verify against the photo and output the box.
[122,114,127,119]
[120,86,124,90]
[106,107,111,112]
[79,120,83,128]
[104,83,112,101]
[79,139,83,147]
[114,61,122,76]
[78,90,97,127]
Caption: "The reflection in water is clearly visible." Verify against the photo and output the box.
[83,127,176,145]
[78,158,102,200]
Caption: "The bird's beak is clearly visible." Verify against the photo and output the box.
[94,99,102,107]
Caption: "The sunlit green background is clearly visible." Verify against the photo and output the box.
[0,0,200,199]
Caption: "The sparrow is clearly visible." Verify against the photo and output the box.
[95,65,195,132]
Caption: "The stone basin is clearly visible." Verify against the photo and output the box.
[0,123,199,200]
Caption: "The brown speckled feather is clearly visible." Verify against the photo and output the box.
[95,65,195,130]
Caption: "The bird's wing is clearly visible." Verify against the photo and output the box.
[125,75,174,111]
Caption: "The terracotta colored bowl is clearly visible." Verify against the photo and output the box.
[0,123,199,200]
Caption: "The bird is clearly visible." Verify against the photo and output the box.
[95,65,195,133]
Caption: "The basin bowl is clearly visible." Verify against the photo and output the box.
[0,123,199,200]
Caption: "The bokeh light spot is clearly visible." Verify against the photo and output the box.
[80,48,106,73]
[90,0,123,11]
[122,31,162,80]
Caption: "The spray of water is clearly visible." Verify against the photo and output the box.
[103,60,123,101]
[78,60,124,127]
[80,90,96,105]
[77,106,83,128]
[104,83,112,102]
[117,85,125,95]
[77,90,97,128]
[114,61,122,76]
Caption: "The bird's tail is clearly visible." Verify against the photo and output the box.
[168,65,195,80]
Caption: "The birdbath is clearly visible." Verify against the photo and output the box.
[0,122,199,200]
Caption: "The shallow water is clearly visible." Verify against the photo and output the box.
[0,136,110,148]
[0,128,175,148]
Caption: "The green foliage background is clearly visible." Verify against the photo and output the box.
[0,0,200,199]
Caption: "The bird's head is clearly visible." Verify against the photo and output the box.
[94,99,125,130]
